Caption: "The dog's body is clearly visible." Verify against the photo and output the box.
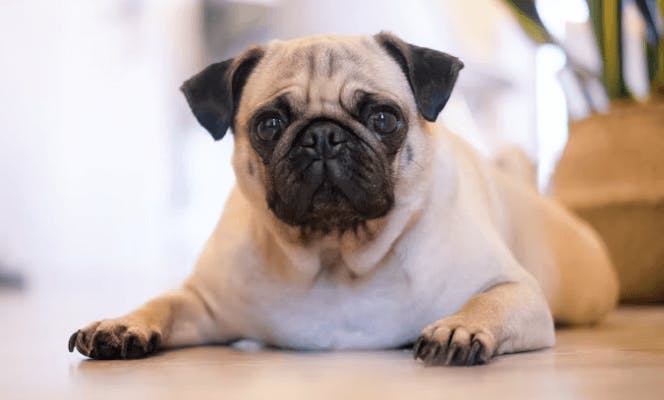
[69,34,618,366]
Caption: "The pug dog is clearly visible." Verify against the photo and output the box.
[68,33,619,366]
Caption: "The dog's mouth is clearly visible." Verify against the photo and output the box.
[302,180,367,232]
[267,159,393,233]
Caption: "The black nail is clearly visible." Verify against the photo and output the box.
[445,344,458,365]
[68,331,79,352]
[424,343,441,366]
[413,337,425,359]
[466,340,481,366]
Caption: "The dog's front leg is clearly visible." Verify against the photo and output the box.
[68,284,227,359]
[414,279,554,366]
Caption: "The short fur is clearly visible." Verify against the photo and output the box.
[69,33,618,366]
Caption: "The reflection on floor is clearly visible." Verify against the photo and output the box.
[1,288,662,400]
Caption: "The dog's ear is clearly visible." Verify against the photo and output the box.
[375,32,463,122]
[180,47,264,140]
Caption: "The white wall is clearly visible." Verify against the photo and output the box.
[0,0,234,289]
[0,0,542,291]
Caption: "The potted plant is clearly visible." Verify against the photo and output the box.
[506,0,664,302]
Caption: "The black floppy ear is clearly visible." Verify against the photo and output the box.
[375,33,463,122]
[180,48,264,140]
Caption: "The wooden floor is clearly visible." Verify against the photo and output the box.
[1,288,663,400]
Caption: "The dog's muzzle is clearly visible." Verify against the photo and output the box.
[270,119,393,232]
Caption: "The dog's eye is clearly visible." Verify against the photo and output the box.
[256,116,284,141]
[369,110,399,134]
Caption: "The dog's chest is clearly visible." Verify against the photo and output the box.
[241,254,459,350]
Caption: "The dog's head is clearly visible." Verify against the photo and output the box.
[181,33,462,235]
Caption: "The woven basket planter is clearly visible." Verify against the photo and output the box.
[552,99,664,302]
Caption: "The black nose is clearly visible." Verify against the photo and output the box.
[298,120,349,159]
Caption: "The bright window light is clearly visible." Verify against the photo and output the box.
[536,0,590,39]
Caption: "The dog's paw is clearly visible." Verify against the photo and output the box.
[413,318,497,366]
[68,319,161,360]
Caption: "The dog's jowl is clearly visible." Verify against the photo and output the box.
[69,33,618,366]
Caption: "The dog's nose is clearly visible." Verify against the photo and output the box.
[299,121,349,159]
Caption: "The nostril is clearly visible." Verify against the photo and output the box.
[300,133,316,147]
[330,129,349,146]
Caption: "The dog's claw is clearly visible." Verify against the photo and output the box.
[413,337,425,359]
[68,330,79,352]
[424,343,441,365]
[444,343,458,365]
[466,339,482,366]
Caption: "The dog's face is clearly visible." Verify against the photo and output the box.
[181,33,462,235]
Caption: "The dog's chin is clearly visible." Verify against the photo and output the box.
[268,180,393,234]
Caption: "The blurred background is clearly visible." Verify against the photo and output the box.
[0,0,662,301]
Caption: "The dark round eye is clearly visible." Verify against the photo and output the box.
[369,110,399,134]
[256,116,284,141]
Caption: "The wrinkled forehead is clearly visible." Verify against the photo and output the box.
[238,35,414,120]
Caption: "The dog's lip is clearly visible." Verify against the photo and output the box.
[312,178,346,197]
[287,147,343,162]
